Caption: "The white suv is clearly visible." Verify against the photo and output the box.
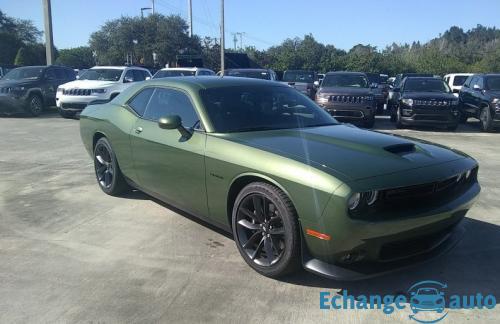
[444,73,473,97]
[153,67,215,79]
[56,66,152,118]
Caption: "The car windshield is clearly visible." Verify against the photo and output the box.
[282,71,315,83]
[199,85,338,133]
[79,69,123,81]
[226,70,271,80]
[404,79,450,93]
[3,67,44,80]
[485,76,500,91]
[321,74,368,88]
[154,70,196,78]
[366,74,381,84]
[417,288,438,295]
[453,75,469,86]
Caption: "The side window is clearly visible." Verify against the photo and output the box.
[143,71,151,79]
[132,70,146,82]
[54,68,66,80]
[477,77,484,89]
[45,69,57,80]
[463,76,473,88]
[144,88,199,128]
[128,88,154,116]
[124,70,135,83]
[470,76,479,88]
[65,69,76,80]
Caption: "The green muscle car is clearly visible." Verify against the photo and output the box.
[79,77,480,280]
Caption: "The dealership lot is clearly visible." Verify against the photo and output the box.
[1,112,499,323]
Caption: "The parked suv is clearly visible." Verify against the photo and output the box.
[390,77,459,130]
[153,67,215,78]
[56,66,152,118]
[459,73,500,132]
[366,73,389,114]
[282,70,316,99]
[315,71,376,128]
[0,65,18,79]
[388,73,434,111]
[0,65,76,116]
[444,73,472,97]
[221,68,277,81]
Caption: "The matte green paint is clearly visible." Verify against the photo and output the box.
[80,77,480,265]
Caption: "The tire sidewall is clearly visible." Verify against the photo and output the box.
[27,94,43,116]
[231,183,299,277]
[94,138,120,194]
[480,107,492,132]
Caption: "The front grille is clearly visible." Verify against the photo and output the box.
[61,103,87,110]
[350,167,478,220]
[63,88,92,96]
[414,99,451,106]
[328,109,364,118]
[0,87,11,94]
[330,95,368,104]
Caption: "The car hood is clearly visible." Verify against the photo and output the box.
[318,87,372,96]
[224,125,468,181]
[402,92,456,100]
[59,80,119,89]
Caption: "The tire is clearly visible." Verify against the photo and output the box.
[363,116,375,128]
[59,109,76,119]
[26,94,44,116]
[395,107,405,129]
[479,106,494,132]
[93,137,129,196]
[232,182,300,278]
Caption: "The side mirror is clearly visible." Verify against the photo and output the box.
[158,115,192,139]
[313,80,320,87]
[76,75,80,79]
[124,76,134,83]
[473,84,481,91]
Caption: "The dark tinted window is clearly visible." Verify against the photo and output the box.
[322,74,368,88]
[486,76,500,91]
[144,88,199,127]
[403,79,450,93]
[153,70,196,78]
[45,69,57,80]
[282,71,315,83]
[64,69,76,80]
[453,75,469,86]
[128,88,154,116]
[53,68,66,79]
[132,70,146,81]
[199,85,338,133]
[226,70,271,80]
[463,75,473,87]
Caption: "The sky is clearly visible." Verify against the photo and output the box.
[1,0,499,51]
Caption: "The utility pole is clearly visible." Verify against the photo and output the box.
[188,0,193,37]
[232,34,237,50]
[42,0,54,65]
[152,0,155,14]
[220,0,225,75]
[236,32,245,50]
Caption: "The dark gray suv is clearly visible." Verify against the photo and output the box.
[315,71,377,128]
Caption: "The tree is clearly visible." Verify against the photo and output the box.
[0,10,42,64]
[89,14,200,67]
[56,47,95,69]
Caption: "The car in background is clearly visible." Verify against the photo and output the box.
[56,66,152,118]
[459,73,500,132]
[390,77,459,130]
[366,73,390,114]
[153,67,215,79]
[221,68,277,81]
[0,65,18,79]
[0,65,76,116]
[282,70,317,99]
[388,73,435,111]
[444,73,472,96]
[315,71,377,128]
[79,76,479,280]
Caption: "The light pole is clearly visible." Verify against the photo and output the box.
[220,0,225,75]
[42,0,55,65]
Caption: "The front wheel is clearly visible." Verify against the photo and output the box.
[93,137,129,195]
[480,107,494,132]
[26,94,44,116]
[232,182,300,278]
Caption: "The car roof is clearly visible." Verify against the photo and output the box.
[325,71,366,75]
[160,67,209,71]
[444,73,472,77]
[91,66,148,70]
[403,76,443,81]
[138,76,285,91]
[225,68,270,72]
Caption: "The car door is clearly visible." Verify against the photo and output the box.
[461,76,476,112]
[130,86,208,217]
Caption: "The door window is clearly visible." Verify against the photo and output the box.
[128,87,155,116]
[45,69,57,80]
[143,88,199,128]
[132,70,146,81]
[124,70,135,83]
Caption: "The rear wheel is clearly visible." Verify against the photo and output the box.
[232,182,300,278]
[26,94,43,116]
[480,106,494,132]
[395,107,405,129]
[93,137,129,195]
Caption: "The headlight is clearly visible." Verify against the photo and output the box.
[316,93,329,104]
[91,88,107,94]
[492,98,500,106]
[402,98,414,107]
[10,86,26,92]
[348,193,361,210]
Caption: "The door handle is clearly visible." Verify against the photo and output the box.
[134,127,143,134]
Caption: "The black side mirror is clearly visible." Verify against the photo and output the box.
[158,115,192,139]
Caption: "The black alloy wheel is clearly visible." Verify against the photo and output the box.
[93,137,129,195]
[27,94,43,116]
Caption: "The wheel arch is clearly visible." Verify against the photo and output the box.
[92,131,108,151]
[226,173,297,229]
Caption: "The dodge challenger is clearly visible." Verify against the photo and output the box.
[79,77,480,280]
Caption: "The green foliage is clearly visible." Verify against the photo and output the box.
[55,47,95,69]
[14,44,47,66]
[89,14,200,66]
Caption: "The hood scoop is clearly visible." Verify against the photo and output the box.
[384,143,416,155]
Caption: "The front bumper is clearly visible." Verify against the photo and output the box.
[0,93,28,113]
[318,102,375,122]
[399,105,460,126]
[56,93,108,111]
